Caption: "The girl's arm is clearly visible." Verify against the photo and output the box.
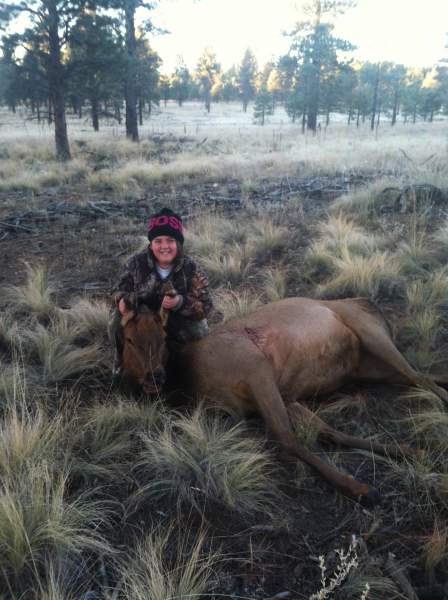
[175,262,213,321]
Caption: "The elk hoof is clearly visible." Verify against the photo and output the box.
[360,486,381,507]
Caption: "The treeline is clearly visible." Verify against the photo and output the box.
[0,0,447,160]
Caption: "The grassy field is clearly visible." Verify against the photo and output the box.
[1,101,448,599]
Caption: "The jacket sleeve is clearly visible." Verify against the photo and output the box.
[112,257,136,299]
[176,262,213,321]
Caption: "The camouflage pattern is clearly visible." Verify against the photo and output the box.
[111,247,212,344]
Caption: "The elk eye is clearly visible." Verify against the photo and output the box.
[126,338,134,345]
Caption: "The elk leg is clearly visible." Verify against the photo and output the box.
[287,401,412,459]
[249,375,379,505]
[350,327,448,404]
[331,299,448,403]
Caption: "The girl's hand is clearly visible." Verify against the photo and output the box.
[162,294,181,310]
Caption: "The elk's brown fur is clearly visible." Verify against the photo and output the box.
[121,297,448,503]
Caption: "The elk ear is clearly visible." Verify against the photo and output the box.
[121,310,135,327]
[126,292,138,311]
[159,307,169,328]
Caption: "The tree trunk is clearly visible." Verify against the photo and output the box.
[91,97,99,131]
[139,99,143,126]
[124,0,139,141]
[205,87,211,113]
[115,102,122,124]
[412,105,417,124]
[242,98,248,113]
[376,105,381,128]
[48,0,70,160]
[325,109,330,127]
[301,111,306,134]
[391,90,399,126]
[307,66,320,132]
[48,96,53,124]
[356,109,360,128]
[370,64,380,131]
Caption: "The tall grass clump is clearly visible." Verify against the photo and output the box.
[2,263,57,318]
[396,221,438,278]
[0,464,111,592]
[214,288,262,322]
[24,319,107,385]
[71,398,165,484]
[405,269,448,315]
[121,526,218,600]
[263,265,288,301]
[133,406,280,518]
[246,218,288,259]
[330,178,401,218]
[0,405,63,483]
[316,249,401,300]
[65,298,110,343]
[402,269,448,369]
[305,215,382,282]
[201,244,252,286]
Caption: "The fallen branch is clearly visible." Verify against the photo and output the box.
[0,220,34,232]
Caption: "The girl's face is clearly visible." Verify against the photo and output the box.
[151,236,178,267]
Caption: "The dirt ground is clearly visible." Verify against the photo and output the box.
[1,176,447,600]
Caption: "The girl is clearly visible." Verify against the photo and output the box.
[110,207,212,377]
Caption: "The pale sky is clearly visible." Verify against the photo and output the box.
[147,0,448,73]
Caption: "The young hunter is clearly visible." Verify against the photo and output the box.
[110,207,213,378]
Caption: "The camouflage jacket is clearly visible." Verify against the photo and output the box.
[113,247,212,342]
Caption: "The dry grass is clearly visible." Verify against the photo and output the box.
[316,249,400,299]
[405,269,448,315]
[133,406,280,517]
[305,215,385,284]
[330,178,401,217]
[0,405,63,483]
[263,265,289,301]
[201,244,253,286]
[247,218,288,258]
[402,269,448,370]
[0,158,89,192]
[398,387,446,413]
[121,526,218,600]
[423,520,448,573]
[70,398,165,483]
[214,288,262,322]
[23,319,107,385]
[0,464,111,589]
[65,298,110,343]
[2,263,58,318]
[3,105,448,188]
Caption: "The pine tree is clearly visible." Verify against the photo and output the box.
[68,10,124,131]
[171,55,191,106]
[238,48,257,112]
[0,0,79,159]
[253,85,273,125]
[287,0,355,132]
[195,47,221,113]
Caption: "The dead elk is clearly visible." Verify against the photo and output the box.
[120,296,448,504]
